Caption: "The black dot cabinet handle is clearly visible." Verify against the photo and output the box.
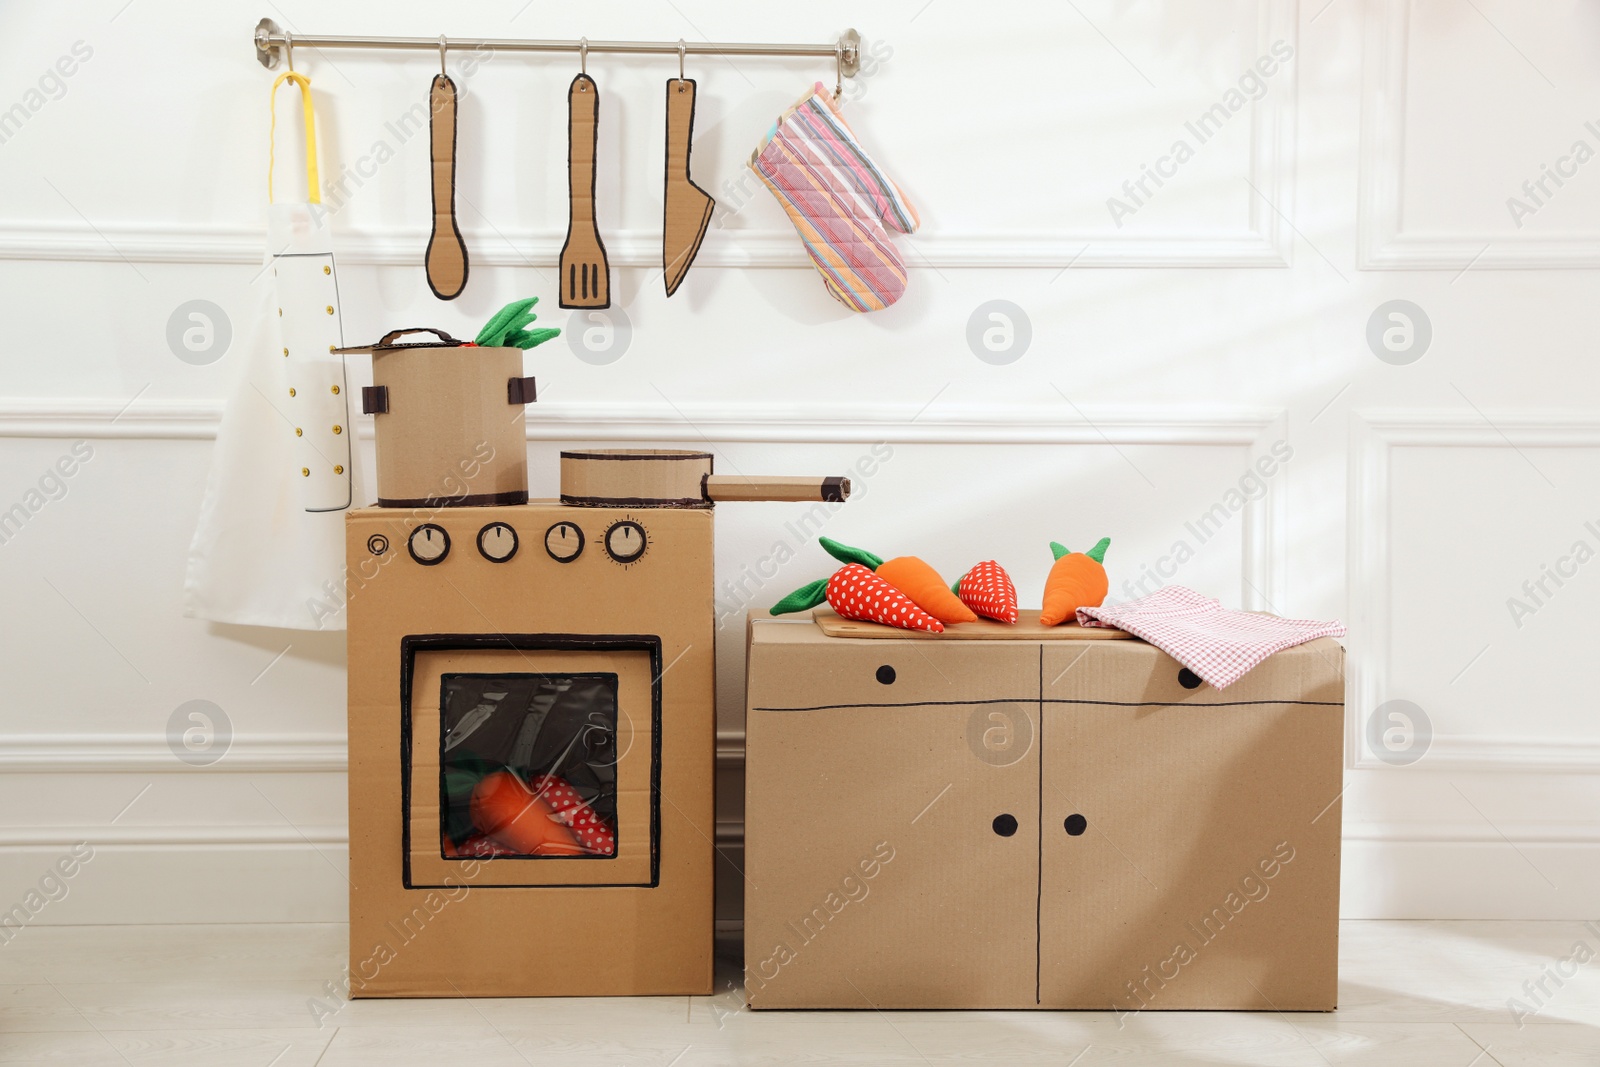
[1064,814,1087,836]
[992,813,1018,837]
[1177,668,1203,689]
[875,665,896,685]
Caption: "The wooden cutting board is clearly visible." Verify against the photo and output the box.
[812,608,1133,641]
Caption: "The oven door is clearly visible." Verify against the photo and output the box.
[402,637,659,889]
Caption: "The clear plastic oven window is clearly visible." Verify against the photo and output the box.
[439,673,619,860]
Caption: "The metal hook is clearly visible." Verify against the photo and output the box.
[678,39,686,84]
[284,29,294,73]
[834,38,843,100]
[579,37,588,76]
[439,35,447,76]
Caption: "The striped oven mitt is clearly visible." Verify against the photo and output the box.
[750,83,919,312]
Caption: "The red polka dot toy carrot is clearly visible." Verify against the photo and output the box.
[817,537,977,624]
[952,560,1020,623]
[770,562,944,633]
[527,774,615,856]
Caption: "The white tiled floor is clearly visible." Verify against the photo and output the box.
[1,922,1596,1064]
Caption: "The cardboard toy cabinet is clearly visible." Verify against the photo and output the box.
[744,616,1345,1011]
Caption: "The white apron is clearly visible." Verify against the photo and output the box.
[183,71,357,630]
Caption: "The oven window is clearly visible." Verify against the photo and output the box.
[439,672,618,860]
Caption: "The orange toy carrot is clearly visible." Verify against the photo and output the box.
[469,770,589,857]
[1038,537,1110,626]
[819,537,978,624]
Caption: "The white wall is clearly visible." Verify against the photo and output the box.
[1,0,1596,926]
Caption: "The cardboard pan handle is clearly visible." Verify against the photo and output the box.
[703,475,851,504]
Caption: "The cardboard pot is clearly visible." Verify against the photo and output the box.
[338,329,536,507]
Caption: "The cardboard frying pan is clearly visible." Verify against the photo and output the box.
[662,78,714,297]
[425,74,469,300]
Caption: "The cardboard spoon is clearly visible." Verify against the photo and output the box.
[424,73,469,300]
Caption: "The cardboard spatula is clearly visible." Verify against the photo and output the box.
[662,78,715,297]
[560,73,609,309]
[425,74,469,300]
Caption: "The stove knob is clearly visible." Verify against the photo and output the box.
[604,520,647,564]
[477,522,518,563]
[544,521,585,563]
[408,523,450,565]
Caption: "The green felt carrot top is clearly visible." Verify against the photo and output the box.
[771,578,829,615]
[1050,537,1110,563]
[818,536,883,569]
[475,297,561,350]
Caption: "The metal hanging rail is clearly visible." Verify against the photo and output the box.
[253,18,861,78]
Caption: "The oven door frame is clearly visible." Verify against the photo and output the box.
[399,633,663,890]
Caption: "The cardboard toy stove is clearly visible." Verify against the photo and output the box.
[744,611,1345,1011]
[336,327,849,997]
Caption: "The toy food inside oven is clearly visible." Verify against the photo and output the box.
[403,642,659,888]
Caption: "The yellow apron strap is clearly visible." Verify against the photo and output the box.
[268,71,321,204]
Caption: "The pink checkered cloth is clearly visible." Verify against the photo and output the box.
[1076,586,1346,690]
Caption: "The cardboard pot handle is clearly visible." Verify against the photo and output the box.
[377,327,461,347]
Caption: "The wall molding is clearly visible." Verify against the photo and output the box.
[0,734,743,853]
[0,825,346,849]
[0,397,1285,446]
[0,733,346,774]
[1342,820,1600,845]
[1358,0,1600,269]
[0,222,1294,270]
[92,727,1600,875]
[1401,735,1600,775]
[1348,409,1600,772]
[0,730,746,777]
[1242,0,1299,268]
